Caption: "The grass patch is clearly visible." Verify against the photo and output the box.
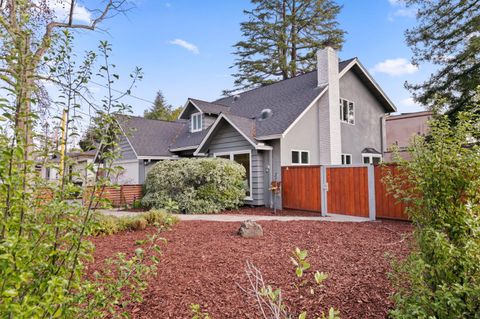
[90,209,179,236]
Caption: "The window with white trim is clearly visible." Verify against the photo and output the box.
[341,154,352,165]
[340,98,355,124]
[291,150,309,165]
[191,113,202,132]
[362,153,382,165]
[214,151,252,198]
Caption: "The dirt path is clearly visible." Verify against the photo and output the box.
[90,220,412,318]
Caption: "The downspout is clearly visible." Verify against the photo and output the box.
[269,148,273,208]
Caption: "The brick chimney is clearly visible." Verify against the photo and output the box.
[317,47,342,165]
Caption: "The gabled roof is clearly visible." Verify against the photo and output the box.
[214,73,327,138]
[194,113,272,155]
[116,115,184,157]
[189,98,230,115]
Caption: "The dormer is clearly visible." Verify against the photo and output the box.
[178,98,230,133]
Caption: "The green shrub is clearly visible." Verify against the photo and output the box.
[142,158,246,214]
[90,209,179,236]
[387,113,480,318]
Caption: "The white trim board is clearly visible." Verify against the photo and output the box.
[282,86,328,137]
[177,99,203,120]
[194,113,271,155]
[339,59,397,113]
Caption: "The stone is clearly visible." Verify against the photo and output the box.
[238,220,263,238]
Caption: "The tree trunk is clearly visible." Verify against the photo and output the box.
[290,0,297,77]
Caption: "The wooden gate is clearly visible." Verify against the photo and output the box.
[281,166,321,212]
[326,166,370,218]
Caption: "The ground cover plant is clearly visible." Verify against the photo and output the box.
[142,158,247,214]
[387,112,480,318]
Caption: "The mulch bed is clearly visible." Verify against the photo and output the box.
[89,220,412,318]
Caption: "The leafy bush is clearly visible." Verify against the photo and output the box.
[90,209,178,236]
[142,158,246,214]
[387,113,480,318]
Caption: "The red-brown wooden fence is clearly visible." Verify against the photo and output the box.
[84,184,143,207]
[281,164,410,221]
[374,165,409,220]
[326,166,370,218]
[281,166,321,212]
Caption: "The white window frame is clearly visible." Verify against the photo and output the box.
[291,149,310,165]
[341,153,352,165]
[340,98,355,125]
[191,112,202,132]
[362,153,382,165]
[214,150,253,200]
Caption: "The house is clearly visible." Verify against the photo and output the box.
[38,150,97,186]
[114,47,397,208]
[384,111,432,161]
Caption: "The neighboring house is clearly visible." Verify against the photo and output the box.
[114,47,397,208]
[38,150,97,186]
[384,111,432,161]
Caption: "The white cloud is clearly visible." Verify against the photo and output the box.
[370,58,418,76]
[393,8,416,17]
[168,39,199,54]
[46,0,92,24]
[400,97,420,107]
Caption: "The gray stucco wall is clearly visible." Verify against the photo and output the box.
[202,121,265,206]
[339,70,386,163]
[281,95,324,166]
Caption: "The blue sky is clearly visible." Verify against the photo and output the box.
[71,0,432,116]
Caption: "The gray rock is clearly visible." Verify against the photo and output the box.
[238,220,263,238]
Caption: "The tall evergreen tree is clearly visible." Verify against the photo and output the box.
[228,0,345,94]
[405,0,480,116]
[144,90,180,121]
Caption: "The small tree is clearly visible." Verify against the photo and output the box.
[387,111,480,318]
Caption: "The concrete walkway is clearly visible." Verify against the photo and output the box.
[98,209,370,223]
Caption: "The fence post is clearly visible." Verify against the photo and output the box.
[367,165,376,221]
[320,165,328,217]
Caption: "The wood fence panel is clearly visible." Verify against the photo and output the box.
[374,165,409,220]
[83,184,143,207]
[281,166,321,212]
[326,167,369,217]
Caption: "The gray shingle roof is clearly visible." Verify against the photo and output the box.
[189,98,230,115]
[116,115,184,157]
[222,113,257,144]
[169,121,210,150]
[214,71,327,137]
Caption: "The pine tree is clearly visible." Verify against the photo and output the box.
[405,0,480,116]
[228,0,345,94]
[144,90,180,121]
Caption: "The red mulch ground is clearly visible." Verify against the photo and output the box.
[223,207,323,217]
[89,220,412,319]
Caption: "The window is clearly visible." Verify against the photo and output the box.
[362,154,382,165]
[340,98,355,124]
[214,151,252,199]
[291,150,309,165]
[341,154,352,165]
[191,113,202,132]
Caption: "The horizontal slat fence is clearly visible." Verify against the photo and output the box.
[326,166,369,218]
[84,184,143,207]
[374,165,409,220]
[281,166,321,212]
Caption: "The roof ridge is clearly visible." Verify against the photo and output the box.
[214,58,355,104]
[189,97,230,108]
[116,113,184,125]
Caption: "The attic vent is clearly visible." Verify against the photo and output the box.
[233,94,241,101]
[259,108,273,121]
